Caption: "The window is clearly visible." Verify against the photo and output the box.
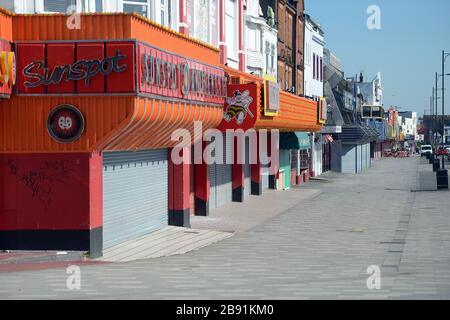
[320,57,323,82]
[95,0,103,11]
[265,41,270,74]
[287,13,293,49]
[159,0,171,27]
[123,0,149,18]
[277,4,285,42]
[313,53,316,79]
[225,0,237,60]
[43,0,76,13]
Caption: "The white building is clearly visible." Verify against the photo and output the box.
[356,72,383,107]
[5,0,179,31]
[398,111,418,139]
[304,14,324,101]
[304,14,324,177]
[244,0,277,79]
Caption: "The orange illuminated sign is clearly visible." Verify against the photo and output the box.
[0,51,16,87]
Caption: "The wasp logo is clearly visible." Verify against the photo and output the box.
[223,90,254,126]
[0,51,16,87]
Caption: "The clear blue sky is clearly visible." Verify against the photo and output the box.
[305,0,450,116]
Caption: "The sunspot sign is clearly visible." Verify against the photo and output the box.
[218,83,258,131]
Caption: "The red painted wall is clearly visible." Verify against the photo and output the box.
[168,148,190,211]
[0,153,102,231]
[194,141,210,206]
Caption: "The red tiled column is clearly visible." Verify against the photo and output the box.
[168,147,191,227]
[194,142,210,216]
[232,137,245,202]
[251,134,262,195]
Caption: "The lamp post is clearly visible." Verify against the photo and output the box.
[441,51,450,169]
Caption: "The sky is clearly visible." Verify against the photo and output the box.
[305,0,450,116]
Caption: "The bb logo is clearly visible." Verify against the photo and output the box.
[47,105,85,143]
[0,51,16,87]
[58,116,73,130]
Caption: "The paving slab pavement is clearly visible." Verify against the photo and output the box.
[1,156,449,299]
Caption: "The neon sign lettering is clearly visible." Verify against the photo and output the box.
[23,50,127,88]
[142,53,227,98]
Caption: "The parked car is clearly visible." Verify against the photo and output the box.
[437,146,449,158]
[420,145,433,157]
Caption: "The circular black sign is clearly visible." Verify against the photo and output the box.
[47,105,85,143]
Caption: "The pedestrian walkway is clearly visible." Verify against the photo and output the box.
[1,157,449,299]
[191,188,322,233]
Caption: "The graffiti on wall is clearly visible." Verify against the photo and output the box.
[6,159,73,209]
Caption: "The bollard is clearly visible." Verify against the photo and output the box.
[436,169,449,190]
[433,159,440,172]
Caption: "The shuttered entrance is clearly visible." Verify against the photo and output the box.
[102,149,168,249]
[262,163,269,189]
[209,134,233,209]
[244,137,251,196]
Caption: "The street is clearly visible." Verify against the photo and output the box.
[1,156,449,299]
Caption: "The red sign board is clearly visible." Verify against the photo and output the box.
[17,41,135,94]
[137,42,227,104]
[15,40,226,105]
[218,83,258,131]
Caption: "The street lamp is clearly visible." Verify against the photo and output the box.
[441,50,450,169]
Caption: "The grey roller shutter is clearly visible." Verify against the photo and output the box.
[342,145,356,174]
[209,150,217,209]
[102,149,168,249]
[244,137,251,196]
[209,133,232,209]
[262,163,269,189]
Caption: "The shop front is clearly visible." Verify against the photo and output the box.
[257,90,323,190]
[330,125,379,174]
[0,12,226,257]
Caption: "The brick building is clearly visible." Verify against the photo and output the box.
[260,0,304,95]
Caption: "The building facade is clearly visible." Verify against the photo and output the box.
[244,0,277,79]
[303,13,324,177]
[0,3,324,256]
[260,0,304,95]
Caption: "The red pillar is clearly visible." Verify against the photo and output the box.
[251,134,262,195]
[219,0,227,65]
[179,0,189,35]
[238,0,245,71]
[232,136,245,202]
[168,147,191,227]
[194,142,210,216]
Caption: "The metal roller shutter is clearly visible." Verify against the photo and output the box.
[244,137,251,196]
[209,158,217,209]
[102,149,168,249]
[262,163,269,189]
[209,133,233,209]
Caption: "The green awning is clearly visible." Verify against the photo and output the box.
[280,132,311,150]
